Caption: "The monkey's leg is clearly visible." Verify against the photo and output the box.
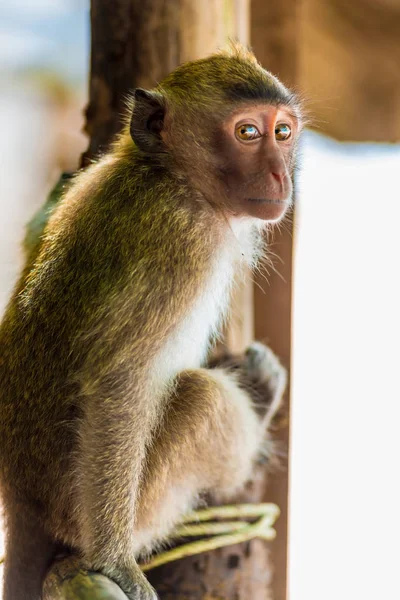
[76,385,158,600]
[2,500,57,600]
[135,343,286,555]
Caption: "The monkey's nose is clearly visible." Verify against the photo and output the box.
[271,171,285,185]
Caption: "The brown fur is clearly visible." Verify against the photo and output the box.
[0,45,300,599]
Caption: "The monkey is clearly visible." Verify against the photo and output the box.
[0,44,302,600]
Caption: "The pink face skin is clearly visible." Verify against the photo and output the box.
[217,104,300,221]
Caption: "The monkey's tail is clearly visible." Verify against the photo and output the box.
[2,503,57,600]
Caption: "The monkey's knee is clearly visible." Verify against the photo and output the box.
[166,369,263,468]
[200,368,264,491]
[135,369,262,548]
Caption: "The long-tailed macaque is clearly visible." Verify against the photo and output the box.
[0,45,302,599]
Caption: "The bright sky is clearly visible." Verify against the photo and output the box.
[0,0,89,82]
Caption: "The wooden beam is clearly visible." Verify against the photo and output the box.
[250,1,299,599]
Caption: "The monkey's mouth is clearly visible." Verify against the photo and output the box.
[247,198,288,205]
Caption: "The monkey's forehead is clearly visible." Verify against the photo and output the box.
[158,54,297,110]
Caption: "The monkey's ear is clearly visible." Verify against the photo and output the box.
[130,89,165,153]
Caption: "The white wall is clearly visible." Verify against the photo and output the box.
[290,132,400,600]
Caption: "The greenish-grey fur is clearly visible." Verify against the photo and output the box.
[158,48,295,109]
[23,174,73,260]
[1,149,216,502]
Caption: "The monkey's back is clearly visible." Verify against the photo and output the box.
[0,288,88,540]
[0,153,220,541]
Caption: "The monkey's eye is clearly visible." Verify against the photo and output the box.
[275,123,292,141]
[235,124,261,141]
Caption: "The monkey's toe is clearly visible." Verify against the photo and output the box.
[101,564,158,600]
[126,582,158,600]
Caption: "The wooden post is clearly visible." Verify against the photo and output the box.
[83,0,250,161]
[251,2,299,599]
[82,0,180,162]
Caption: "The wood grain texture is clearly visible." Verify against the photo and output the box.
[301,0,400,141]
[251,1,299,599]
[83,0,181,162]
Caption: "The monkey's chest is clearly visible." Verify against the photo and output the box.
[149,250,236,392]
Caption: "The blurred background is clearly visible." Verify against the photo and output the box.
[0,1,399,599]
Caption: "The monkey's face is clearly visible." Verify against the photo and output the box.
[213,104,299,222]
[130,69,302,224]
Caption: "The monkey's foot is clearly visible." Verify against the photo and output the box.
[42,556,158,600]
[100,563,158,600]
[123,581,158,600]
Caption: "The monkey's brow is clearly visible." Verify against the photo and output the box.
[225,81,295,106]
[228,103,301,125]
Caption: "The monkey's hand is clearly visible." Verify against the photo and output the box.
[209,342,287,425]
[98,561,158,600]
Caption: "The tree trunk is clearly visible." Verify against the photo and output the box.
[82,0,250,162]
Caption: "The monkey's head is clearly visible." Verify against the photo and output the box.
[129,44,303,222]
